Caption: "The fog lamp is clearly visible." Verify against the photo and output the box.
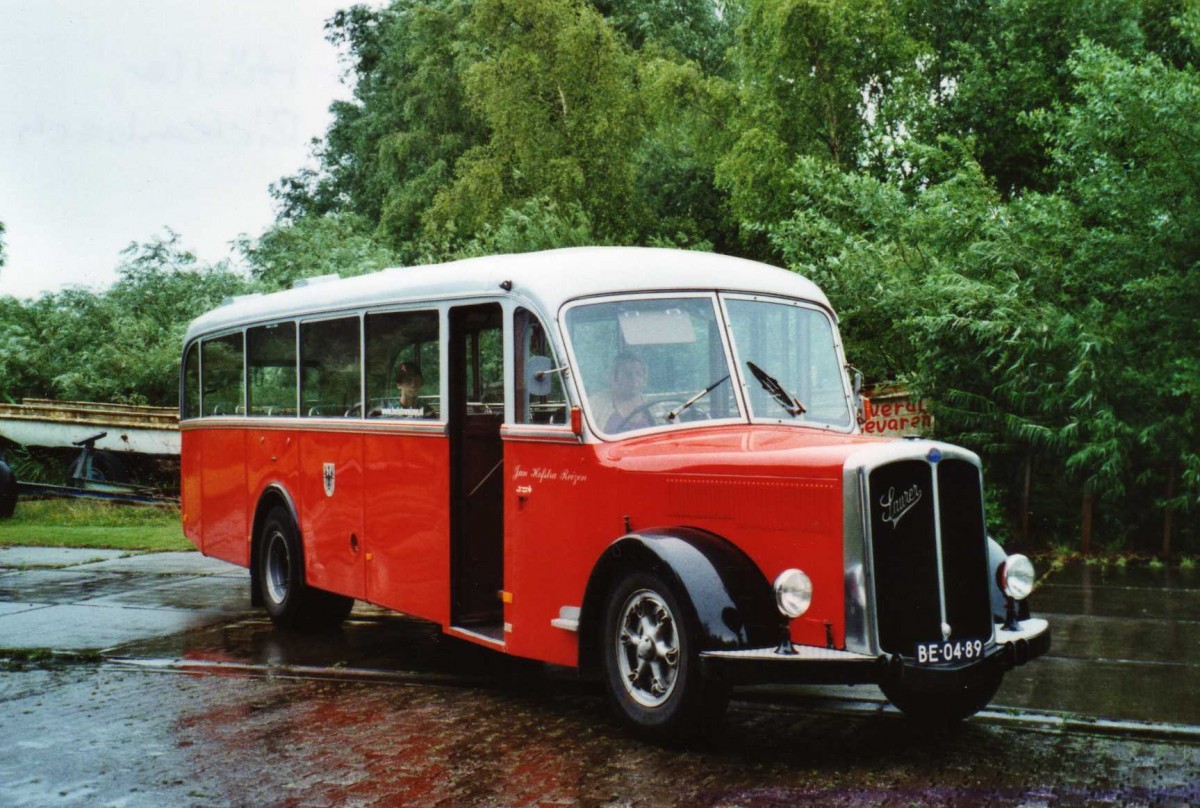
[774,568,813,618]
[1000,554,1035,601]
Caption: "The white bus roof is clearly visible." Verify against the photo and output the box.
[184,247,832,342]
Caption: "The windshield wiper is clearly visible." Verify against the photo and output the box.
[667,375,730,421]
[746,362,806,417]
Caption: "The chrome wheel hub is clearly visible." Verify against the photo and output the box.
[615,589,681,708]
[264,529,290,605]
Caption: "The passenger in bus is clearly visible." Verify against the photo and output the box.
[372,363,428,418]
[589,353,653,433]
[396,363,423,408]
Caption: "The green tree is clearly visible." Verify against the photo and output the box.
[425,0,644,246]
[1039,37,1200,549]
[0,231,249,407]
[452,197,597,258]
[237,213,399,291]
[591,0,740,71]
[273,1,484,259]
[715,0,919,247]
[901,0,1144,195]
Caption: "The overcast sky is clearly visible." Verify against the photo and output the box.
[0,0,366,299]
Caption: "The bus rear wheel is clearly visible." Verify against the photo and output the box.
[258,506,353,631]
[600,570,728,743]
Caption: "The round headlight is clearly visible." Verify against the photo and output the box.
[1000,554,1035,600]
[774,568,813,618]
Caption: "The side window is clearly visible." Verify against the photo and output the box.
[468,319,504,414]
[247,322,297,417]
[201,332,244,416]
[301,317,362,418]
[514,308,567,425]
[365,310,440,419]
[182,341,200,420]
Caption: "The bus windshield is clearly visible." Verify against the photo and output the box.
[723,297,852,429]
[565,294,852,436]
[565,296,740,435]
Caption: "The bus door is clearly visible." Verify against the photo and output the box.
[448,303,505,637]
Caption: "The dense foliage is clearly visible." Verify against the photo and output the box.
[1,0,1197,552]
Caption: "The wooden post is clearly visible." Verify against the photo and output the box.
[1081,485,1093,555]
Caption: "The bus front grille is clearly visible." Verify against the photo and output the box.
[867,457,993,657]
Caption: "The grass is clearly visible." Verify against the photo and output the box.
[1033,546,1199,573]
[0,498,191,552]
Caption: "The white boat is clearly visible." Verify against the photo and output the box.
[0,399,179,456]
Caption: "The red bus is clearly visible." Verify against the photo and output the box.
[180,247,1048,739]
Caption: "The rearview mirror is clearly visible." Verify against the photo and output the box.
[527,355,555,397]
[850,367,865,425]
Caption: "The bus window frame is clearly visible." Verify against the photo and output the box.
[362,305,446,424]
[296,312,362,419]
[183,295,587,434]
[191,328,247,419]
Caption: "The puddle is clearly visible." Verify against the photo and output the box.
[107,612,562,690]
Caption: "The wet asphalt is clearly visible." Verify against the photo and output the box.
[1,547,1198,806]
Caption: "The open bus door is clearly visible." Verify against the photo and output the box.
[448,303,506,640]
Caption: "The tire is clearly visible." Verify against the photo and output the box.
[85,451,126,483]
[600,570,728,743]
[0,460,16,519]
[880,669,1003,726]
[258,506,354,631]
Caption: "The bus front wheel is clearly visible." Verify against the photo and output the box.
[880,669,1003,726]
[258,506,353,631]
[600,570,728,743]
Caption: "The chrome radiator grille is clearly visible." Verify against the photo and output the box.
[867,457,993,656]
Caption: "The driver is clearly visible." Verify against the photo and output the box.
[589,353,652,433]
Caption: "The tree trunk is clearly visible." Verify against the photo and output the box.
[1020,455,1032,545]
[1081,486,1093,555]
[1162,465,1176,559]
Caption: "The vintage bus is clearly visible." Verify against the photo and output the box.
[180,247,1049,739]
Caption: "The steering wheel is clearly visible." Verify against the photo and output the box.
[613,398,710,432]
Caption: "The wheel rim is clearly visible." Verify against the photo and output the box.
[264,529,290,605]
[615,589,681,708]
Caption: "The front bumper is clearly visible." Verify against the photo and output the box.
[699,617,1051,687]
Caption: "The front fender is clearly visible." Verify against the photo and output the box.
[579,526,783,671]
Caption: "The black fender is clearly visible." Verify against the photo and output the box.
[249,484,300,607]
[578,526,784,673]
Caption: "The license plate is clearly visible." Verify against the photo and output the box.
[915,638,986,665]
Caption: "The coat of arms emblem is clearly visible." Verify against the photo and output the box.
[323,462,336,497]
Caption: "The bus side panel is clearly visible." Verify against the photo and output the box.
[298,430,365,600]
[363,433,451,625]
[502,439,599,667]
[246,426,299,536]
[199,428,249,567]
[180,429,203,551]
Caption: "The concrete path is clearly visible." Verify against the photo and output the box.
[0,548,249,652]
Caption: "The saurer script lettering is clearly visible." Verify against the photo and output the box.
[879,484,922,529]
